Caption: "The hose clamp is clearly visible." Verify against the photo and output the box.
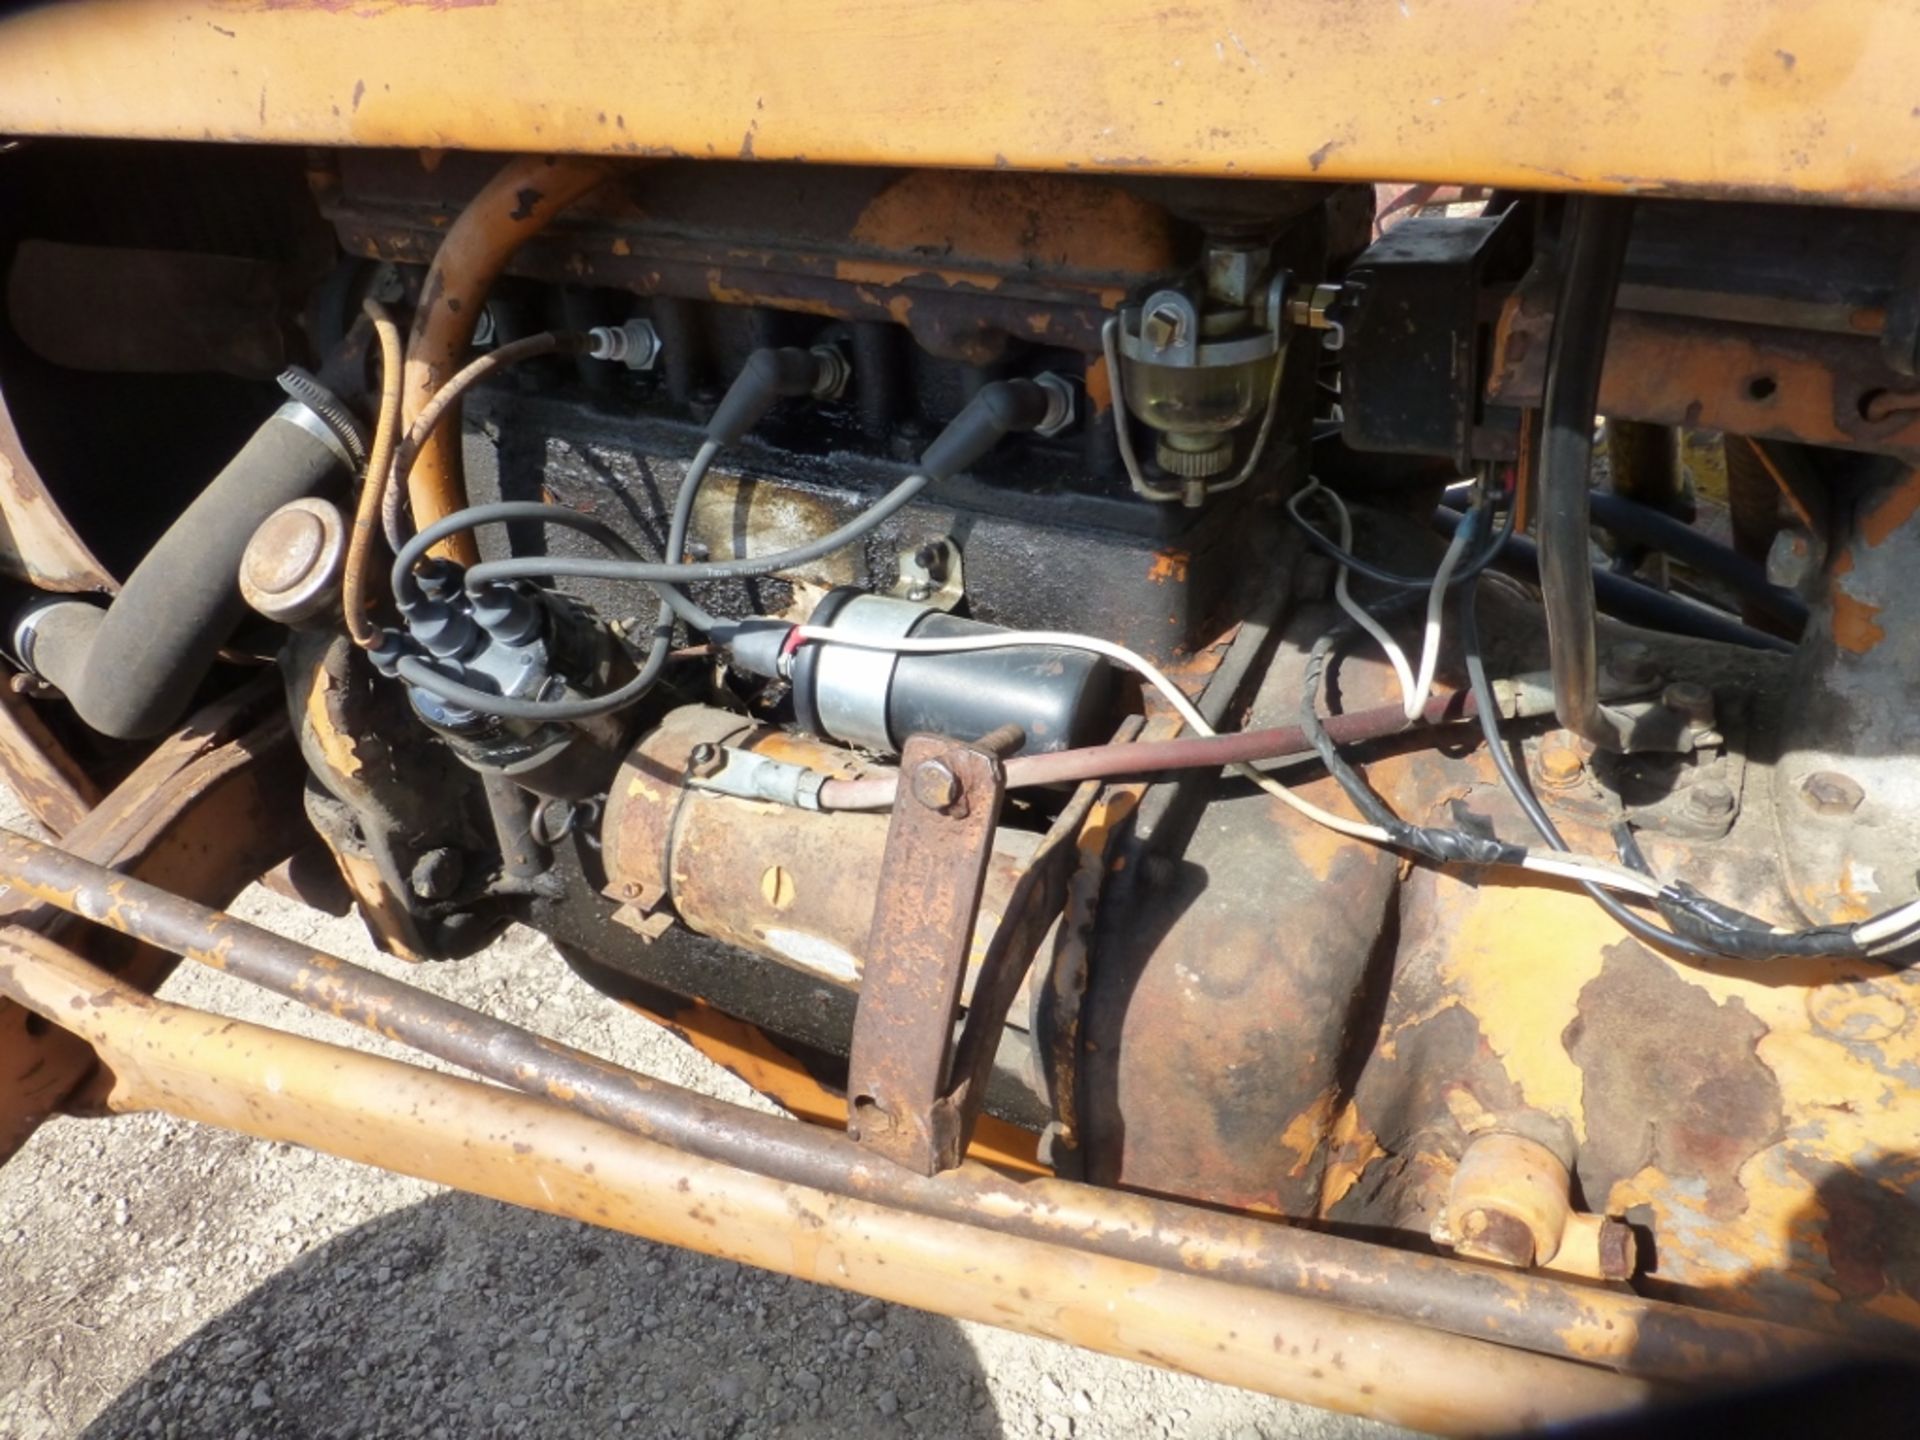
[276,367,367,468]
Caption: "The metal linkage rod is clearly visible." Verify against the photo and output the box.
[0,826,1838,1383]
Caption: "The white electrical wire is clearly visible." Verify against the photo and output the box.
[1407,510,1477,722]
[1854,897,1920,949]
[1312,481,1418,708]
[1292,475,1476,725]
[792,623,1665,900]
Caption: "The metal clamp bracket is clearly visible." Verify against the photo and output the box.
[846,733,1008,1174]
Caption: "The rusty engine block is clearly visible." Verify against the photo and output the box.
[0,109,1918,1431]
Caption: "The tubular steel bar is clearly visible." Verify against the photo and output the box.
[400,155,610,561]
[0,929,1656,1435]
[0,825,1842,1384]
[0,5,1915,208]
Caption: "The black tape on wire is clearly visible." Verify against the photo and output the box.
[1653,883,1867,962]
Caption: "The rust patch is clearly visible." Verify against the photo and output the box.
[848,170,1177,275]
[1563,943,1784,1219]
[1830,578,1887,654]
[1858,468,1920,548]
[1147,551,1190,585]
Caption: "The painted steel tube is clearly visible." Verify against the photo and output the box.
[0,825,1842,1384]
[401,155,612,562]
[0,928,1654,1434]
[819,691,1473,811]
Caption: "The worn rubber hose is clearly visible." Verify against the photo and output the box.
[16,404,351,739]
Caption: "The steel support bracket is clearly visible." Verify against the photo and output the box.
[846,733,1007,1175]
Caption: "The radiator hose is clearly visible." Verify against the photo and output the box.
[12,398,355,739]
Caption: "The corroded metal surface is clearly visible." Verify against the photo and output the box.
[1490,305,1920,464]
[0,380,115,595]
[603,705,1046,1001]
[0,686,99,837]
[0,682,303,1158]
[1082,621,1404,1213]
[328,158,1183,364]
[1334,780,1920,1347]
[847,735,1006,1174]
[0,930,1668,1434]
[1772,467,1920,925]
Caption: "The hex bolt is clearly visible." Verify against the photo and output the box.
[1535,733,1587,790]
[1800,770,1865,816]
[909,759,961,811]
[1603,643,1659,688]
[688,742,725,779]
[1686,781,1736,820]
[409,847,465,902]
[1595,1218,1640,1282]
[1660,681,1715,727]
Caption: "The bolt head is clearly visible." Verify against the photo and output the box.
[909,759,961,811]
[1686,781,1736,819]
[1800,770,1865,816]
[1661,681,1715,726]
[688,742,724,779]
[1604,643,1659,688]
[409,847,464,902]
[1536,734,1586,788]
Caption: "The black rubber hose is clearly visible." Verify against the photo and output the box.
[1537,195,1637,748]
[1433,507,1793,653]
[1586,489,1807,633]
[17,403,350,739]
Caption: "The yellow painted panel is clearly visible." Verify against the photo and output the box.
[0,3,1917,204]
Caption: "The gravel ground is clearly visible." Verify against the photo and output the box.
[0,790,1406,1440]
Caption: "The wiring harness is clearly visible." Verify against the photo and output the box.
[364,333,1920,968]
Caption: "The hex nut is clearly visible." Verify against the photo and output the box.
[1686,781,1736,819]
[409,847,465,902]
[1661,681,1715,726]
[909,759,961,811]
[1766,529,1815,590]
[1604,643,1659,689]
[1536,734,1586,789]
[1799,770,1865,815]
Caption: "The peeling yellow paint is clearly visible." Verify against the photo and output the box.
[1438,885,1603,1140]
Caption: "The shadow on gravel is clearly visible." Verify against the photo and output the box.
[81,1189,1003,1440]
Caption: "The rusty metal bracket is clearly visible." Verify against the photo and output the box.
[846,733,1007,1174]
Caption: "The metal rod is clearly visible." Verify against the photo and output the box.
[0,928,1656,1435]
[1538,195,1639,749]
[0,826,1839,1382]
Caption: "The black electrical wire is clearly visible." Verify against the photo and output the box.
[456,469,933,595]
[1289,483,1516,591]
[1455,573,1726,962]
[390,501,712,630]
[1457,576,1916,966]
[387,496,707,723]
